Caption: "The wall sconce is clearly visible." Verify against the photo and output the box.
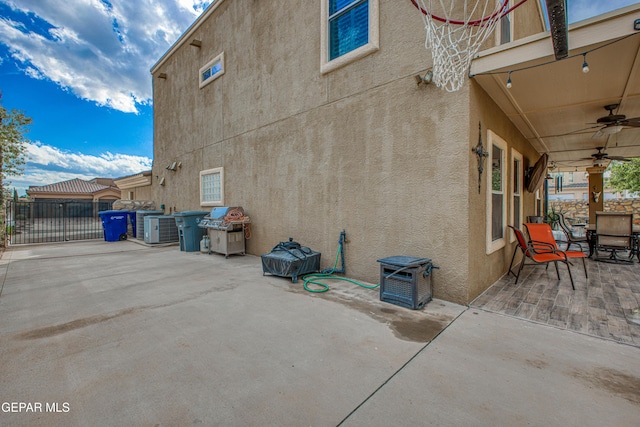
[414,70,433,86]
[190,39,202,48]
[158,73,167,79]
[471,122,489,194]
[159,177,166,186]
[166,161,182,171]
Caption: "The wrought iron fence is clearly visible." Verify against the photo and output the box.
[5,201,113,245]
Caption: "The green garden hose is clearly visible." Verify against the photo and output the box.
[302,242,379,293]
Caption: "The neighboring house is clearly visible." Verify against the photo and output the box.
[27,178,121,205]
[548,171,637,200]
[148,1,638,305]
[114,170,153,201]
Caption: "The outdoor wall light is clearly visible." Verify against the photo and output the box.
[190,39,202,48]
[159,177,166,186]
[166,161,182,171]
[414,70,433,86]
[158,73,167,79]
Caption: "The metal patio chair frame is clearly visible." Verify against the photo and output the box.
[557,213,589,253]
[524,222,587,288]
[594,212,634,263]
[507,225,575,289]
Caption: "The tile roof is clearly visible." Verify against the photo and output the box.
[27,178,116,195]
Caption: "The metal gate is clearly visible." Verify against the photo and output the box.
[5,201,113,245]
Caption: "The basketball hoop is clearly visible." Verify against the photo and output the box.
[411,0,529,92]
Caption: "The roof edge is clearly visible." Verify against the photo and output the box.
[151,0,226,74]
[471,3,640,75]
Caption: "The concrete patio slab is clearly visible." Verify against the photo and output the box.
[0,240,462,426]
[342,309,640,426]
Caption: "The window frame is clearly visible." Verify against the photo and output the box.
[486,130,508,254]
[199,52,225,89]
[510,148,523,243]
[496,0,513,45]
[320,0,379,74]
[199,167,224,207]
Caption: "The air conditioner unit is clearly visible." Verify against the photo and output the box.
[136,210,165,239]
[144,215,178,244]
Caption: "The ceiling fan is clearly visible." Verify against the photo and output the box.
[592,104,640,138]
[582,146,631,166]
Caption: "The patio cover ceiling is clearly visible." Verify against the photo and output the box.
[470,4,640,172]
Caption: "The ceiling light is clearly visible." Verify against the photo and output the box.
[582,53,589,73]
[506,72,512,89]
[601,125,623,135]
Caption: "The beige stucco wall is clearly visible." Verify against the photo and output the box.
[151,0,544,305]
[467,81,541,303]
[127,186,154,202]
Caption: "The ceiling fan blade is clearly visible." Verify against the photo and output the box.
[606,156,631,161]
[533,125,602,139]
[622,117,640,127]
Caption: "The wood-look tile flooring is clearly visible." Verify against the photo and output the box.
[471,251,640,347]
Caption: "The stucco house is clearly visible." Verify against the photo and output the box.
[26,178,121,204]
[114,170,154,201]
[149,1,640,305]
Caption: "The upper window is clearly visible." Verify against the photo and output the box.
[199,52,225,89]
[321,0,379,74]
[486,130,507,254]
[200,167,224,207]
[497,0,512,45]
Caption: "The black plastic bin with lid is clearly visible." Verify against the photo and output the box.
[174,211,209,252]
[377,256,436,309]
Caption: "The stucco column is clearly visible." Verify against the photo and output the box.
[586,166,605,224]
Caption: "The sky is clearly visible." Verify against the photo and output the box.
[0,0,638,196]
[0,0,214,195]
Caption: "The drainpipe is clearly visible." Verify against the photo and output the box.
[544,178,549,221]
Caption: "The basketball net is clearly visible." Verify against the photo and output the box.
[413,0,510,92]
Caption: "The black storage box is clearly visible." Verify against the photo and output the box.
[261,239,321,283]
[378,256,434,309]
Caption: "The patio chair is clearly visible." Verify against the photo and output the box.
[557,213,588,252]
[594,212,634,263]
[524,223,587,287]
[507,225,575,289]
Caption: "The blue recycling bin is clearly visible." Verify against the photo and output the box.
[174,211,209,252]
[99,210,130,242]
[129,212,137,238]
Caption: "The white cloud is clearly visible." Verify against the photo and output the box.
[567,0,640,23]
[7,141,152,195]
[27,141,152,176]
[0,0,213,113]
